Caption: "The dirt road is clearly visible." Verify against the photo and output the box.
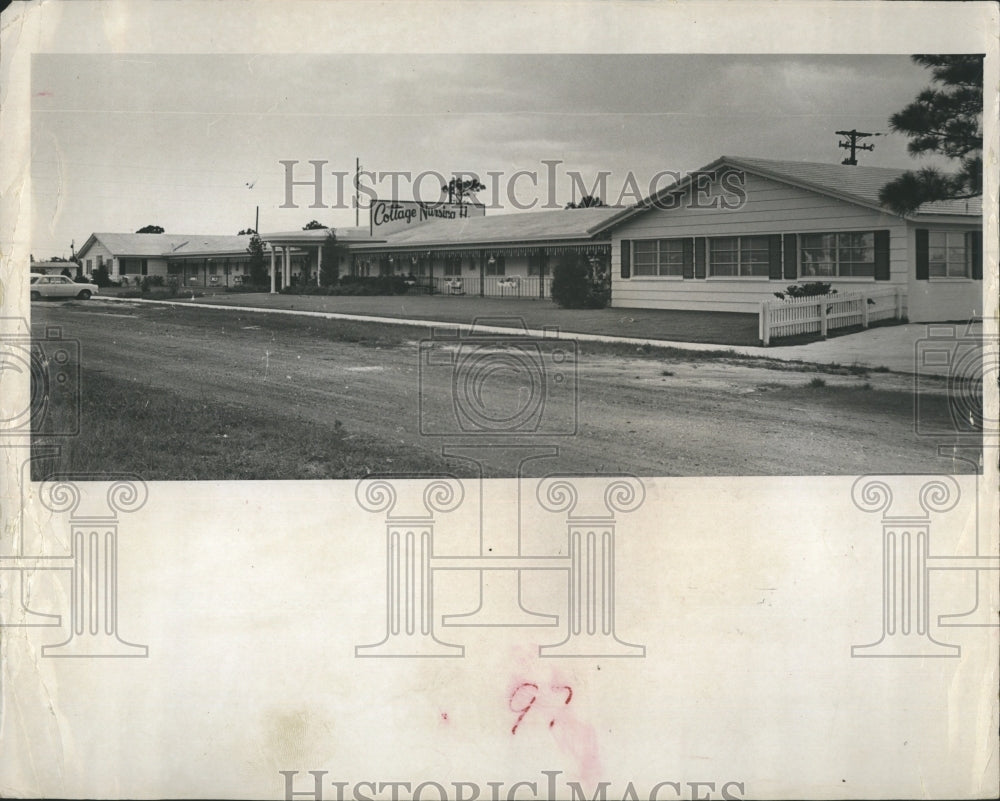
[30,300,974,476]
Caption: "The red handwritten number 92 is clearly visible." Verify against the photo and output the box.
[509,683,573,734]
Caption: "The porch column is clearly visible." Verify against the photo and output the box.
[282,246,290,289]
[479,249,485,297]
[537,248,545,298]
[269,246,276,293]
[317,244,323,286]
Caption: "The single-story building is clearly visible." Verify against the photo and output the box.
[326,206,618,298]
[74,232,297,287]
[259,227,381,293]
[597,156,983,323]
[75,156,983,323]
[29,260,77,275]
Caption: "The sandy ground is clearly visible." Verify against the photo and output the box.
[31,299,975,476]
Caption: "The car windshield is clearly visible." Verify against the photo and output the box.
[30,276,41,284]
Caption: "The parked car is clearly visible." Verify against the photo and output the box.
[30,273,98,300]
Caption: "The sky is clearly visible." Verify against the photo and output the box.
[30,53,956,259]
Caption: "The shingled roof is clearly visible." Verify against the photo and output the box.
[350,206,620,251]
[723,156,981,217]
[79,233,253,258]
[595,155,981,232]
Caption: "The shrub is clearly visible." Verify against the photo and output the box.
[774,282,837,300]
[551,255,610,309]
[226,283,269,293]
[140,275,166,293]
[280,276,409,296]
[92,265,111,287]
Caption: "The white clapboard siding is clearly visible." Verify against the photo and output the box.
[611,172,910,314]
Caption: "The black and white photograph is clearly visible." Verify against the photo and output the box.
[1,1,997,799]
[23,48,989,478]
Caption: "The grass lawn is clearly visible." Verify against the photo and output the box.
[167,291,764,345]
[30,368,464,481]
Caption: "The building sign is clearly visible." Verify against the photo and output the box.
[370,199,486,236]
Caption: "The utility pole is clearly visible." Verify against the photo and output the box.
[255,205,259,234]
[836,129,880,165]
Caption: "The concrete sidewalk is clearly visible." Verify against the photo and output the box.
[95,295,981,376]
[740,320,983,375]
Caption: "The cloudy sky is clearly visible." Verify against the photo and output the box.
[31,53,953,258]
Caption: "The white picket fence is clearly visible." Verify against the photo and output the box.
[759,287,904,345]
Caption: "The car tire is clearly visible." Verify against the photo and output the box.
[77,290,92,300]
[30,291,40,301]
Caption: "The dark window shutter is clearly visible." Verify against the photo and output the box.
[620,240,631,279]
[915,228,929,281]
[874,230,891,281]
[681,238,694,279]
[783,234,797,280]
[768,234,783,280]
[968,230,983,280]
[694,238,706,279]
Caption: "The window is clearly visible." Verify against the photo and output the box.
[443,255,462,276]
[527,252,548,276]
[709,236,769,277]
[485,255,505,276]
[799,232,875,278]
[928,231,969,278]
[633,239,686,277]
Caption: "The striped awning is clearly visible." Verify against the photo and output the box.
[352,242,611,260]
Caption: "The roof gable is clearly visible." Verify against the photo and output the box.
[596,155,982,231]
[78,233,253,258]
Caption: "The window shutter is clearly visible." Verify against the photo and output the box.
[768,234,783,280]
[968,230,983,280]
[620,240,631,279]
[915,228,929,281]
[694,238,706,279]
[874,230,891,281]
[682,239,694,279]
[783,234,797,280]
